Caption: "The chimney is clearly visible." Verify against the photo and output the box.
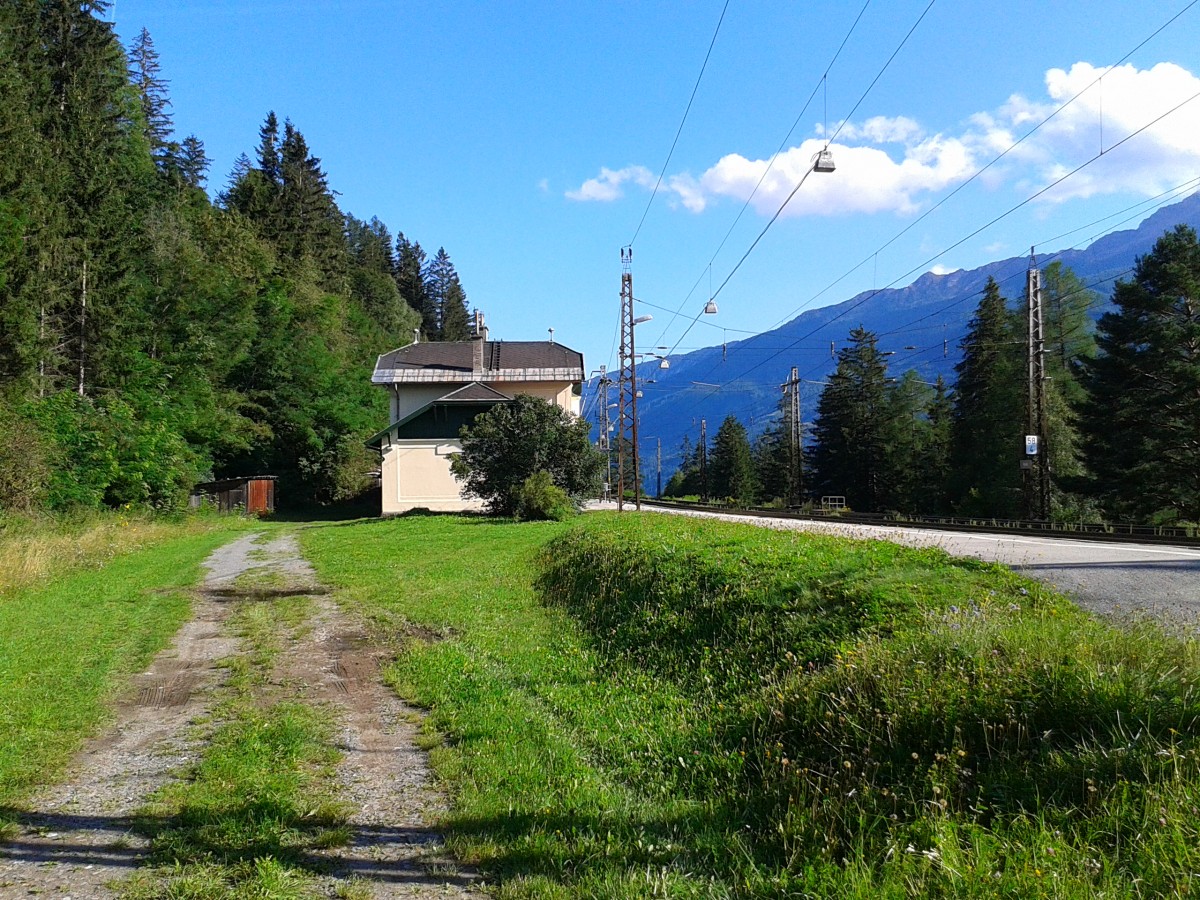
[471,310,485,376]
[412,328,420,344]
[548,327,555,345]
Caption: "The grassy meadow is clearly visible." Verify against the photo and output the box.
[302,512,1200,899]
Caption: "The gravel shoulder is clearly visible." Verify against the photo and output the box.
[612,503,1200,626]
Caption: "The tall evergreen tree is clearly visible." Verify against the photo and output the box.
[423,247,469,340]
[753,411,790,505]
[1083,225,1200,523]
[277,120,346,286]
[127,27,177,173]
[709,415,757,505]
[346,215,418,339]
[441,277,471,341]
[877,371,936,512]
[918,375,954,514]
[809,326,891,511]
[949,277,1024,516]
[394,233,428,328]
[177,135,210,190]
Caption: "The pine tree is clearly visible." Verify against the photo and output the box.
[177,135,210,189]
[877,371,934,512]
[709,415,757,505]
[753,413,789,505]
[394,233,428,328]
[1036,262,1097,506]
[809,326,891,511]
[277,120,346,285]
[1083,225,1200,523]
[347,215,418,338]
[423,247,464,340]
[441,278,470,341]
[949,277,1024,516]
[919,376,954,514]
[127,27,177,173]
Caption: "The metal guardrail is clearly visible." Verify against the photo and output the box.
[640,499,1200,549]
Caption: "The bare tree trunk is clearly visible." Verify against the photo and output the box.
[77,258,87,397]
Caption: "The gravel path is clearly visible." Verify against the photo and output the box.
[0,531,484,899]
[0,532,255,897]
[261,544,483,898]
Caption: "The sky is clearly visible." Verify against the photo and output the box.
[109,0,1200,380]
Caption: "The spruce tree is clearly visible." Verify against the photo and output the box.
[809,326,891,511]
[919,376,954,514]
[394,233,428,327]
[709,415,757,505]
[423,247,464,340]
[949,277,1024,516]
[1083,225,1200,522]
[177,135,210,189]
[127,27,177,174]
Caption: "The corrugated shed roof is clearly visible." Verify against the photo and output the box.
[373,340,584,384]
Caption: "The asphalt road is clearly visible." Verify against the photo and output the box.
[634,504,1200,627]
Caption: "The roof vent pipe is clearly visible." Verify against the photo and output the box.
[413,328,420,344]
[548,327,555,345]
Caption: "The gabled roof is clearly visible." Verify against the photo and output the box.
[373,340,584,385]
[436,383,513,403]
[364,384,513,448]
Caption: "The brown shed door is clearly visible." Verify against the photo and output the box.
[247,479,272,515]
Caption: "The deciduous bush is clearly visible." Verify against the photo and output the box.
[450,395,603,516]
[515,470,574,521]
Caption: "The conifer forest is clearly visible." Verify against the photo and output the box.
[0,1,472,511]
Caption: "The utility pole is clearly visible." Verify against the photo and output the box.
[656,437,662,499]
[1025,247,1050,520]
[699,418,709,503]
[597,365,613,500]
[781,366,803,507]
[616,248,641,511]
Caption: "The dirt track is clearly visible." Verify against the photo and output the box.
[0,532,482,898]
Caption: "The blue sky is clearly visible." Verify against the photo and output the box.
[110,0,1200,378]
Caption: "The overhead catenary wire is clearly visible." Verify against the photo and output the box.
[657,1,936,364]
[683,90,1200,396]
[763,0,1200,335]
[628,0,731,250]
[646,0,874,348]
[673,167,1200,423]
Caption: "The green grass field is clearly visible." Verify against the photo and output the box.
[4,510,1198,898]
[301,511,1200,899]
[0,516,251,811]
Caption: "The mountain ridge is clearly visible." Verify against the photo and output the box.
[586,191,1200,482]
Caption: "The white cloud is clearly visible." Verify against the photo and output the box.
[565,165,654,202]
[695,135,972,217]
[836,115,924,145]
[987,62,1200,203]
[568,61,1200,216]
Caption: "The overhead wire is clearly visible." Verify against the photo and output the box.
[628,0,731,250]
[646,0,874,346]
[674,169,1199,427]
[684,90,1200,396]
[656,0,939,361]
[764,0,1200,333]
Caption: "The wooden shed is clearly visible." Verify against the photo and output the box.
[191,476,276,516]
